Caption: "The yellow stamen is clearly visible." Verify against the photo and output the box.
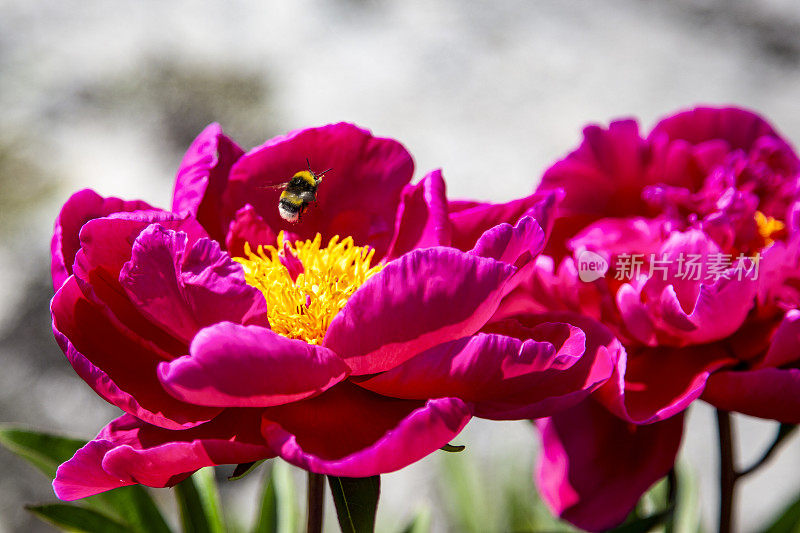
[233,232,383,345]
[755,211,785,246]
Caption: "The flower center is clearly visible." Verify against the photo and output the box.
[233,232,383,344]
[755,210,785,247]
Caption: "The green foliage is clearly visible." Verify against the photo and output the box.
[763,489,800,533]
[254,460,299,533]
[328,475,381,533]
[0,425,171,533]
[26,504,134,533]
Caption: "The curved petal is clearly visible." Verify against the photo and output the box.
[649,106,786,153]
[357,316,615,420]
[73,213,208,355]
[159,323,349,408]
[469,215,545,266]
[569,216,667,257]
[52,277,222,429]
[225,204,278,258]
[702,367,800,423]
[226,123,413,259]
[324,247,516,375]
[535,400,684,532]
[596,343,735,424]
[759,310,800,369]
[172,123,244,242]
[120,224,269,344]
[54,410,273,500]
[448,190,559,252]
[51,189,153,291]
[261,383,471,477]
[385,169,451,259]
[618,229,757,346]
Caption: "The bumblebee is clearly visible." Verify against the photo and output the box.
[268,159,331,222]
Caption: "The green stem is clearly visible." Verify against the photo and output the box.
[716,409,736,533]
[307,472,325,533]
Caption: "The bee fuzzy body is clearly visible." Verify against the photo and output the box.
[273,166,328,223]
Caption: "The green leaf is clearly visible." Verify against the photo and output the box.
[763,488,800,533]
[440,444,465,453]
[229,460,267,481]
[0,426,171,533]
[175,471,225,533]
[88,486,171,533]
[607,508,673,533]
[399,507,432,533]
[27,503,133,533]
[194,467,225,533]
[253,466,278,533]
[438,452,492,533]
[327,475,380,533]
[0,425,86,478]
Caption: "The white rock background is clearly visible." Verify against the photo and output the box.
[1,1,799,531]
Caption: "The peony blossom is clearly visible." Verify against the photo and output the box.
[50,123,614,499]
[514,106,800,530]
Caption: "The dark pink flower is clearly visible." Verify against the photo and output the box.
[50,123,613,499]
[527,106,800,529]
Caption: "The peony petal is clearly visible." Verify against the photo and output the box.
[226,123,413,259]
[324,247,516,375]
[225,204,278,258]
[469,215,545,266]
[51,189,153,291]
[702,367,800,423]
[73,213,209,355]
[261,383,471,477]
[649,106,786,153]
[357,315,615,420]
[596,343,735,424]
[51,277,222,430]
[120,224,269,344]
[449,190,559,253]
[54,410,272,500]
[535,400,684,532]
[759,310,800,369]
[172,123,244,242]
[385,169,451,259]
[158,323,349,407]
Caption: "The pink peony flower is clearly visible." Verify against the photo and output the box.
[522,107,800,530]
[50,123,614,499]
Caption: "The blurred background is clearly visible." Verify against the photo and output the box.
[2,0,800,531]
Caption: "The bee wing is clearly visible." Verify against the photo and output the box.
[260,182,290,190]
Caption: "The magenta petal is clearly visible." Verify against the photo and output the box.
[449,191,559,252]
[569,217,667,257]
[357,317,614,419]
[702,367,800,423]
[159,323,349,407]
[54,410,273,500]
[172,123,244,242]
[226,123,413,259]
[51,189,153,291]
[52,440,135,500]
[225,204,278,258]
[386,169,451,259]
[649,106,785,152]
[120,224,269,344]
[52,277,222,429]
[325,248,516,375]
[760,310,800,369]
[536,400,684,532]
[597,343,735,424]
[261,383,471,476]
[469,215,545,266]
